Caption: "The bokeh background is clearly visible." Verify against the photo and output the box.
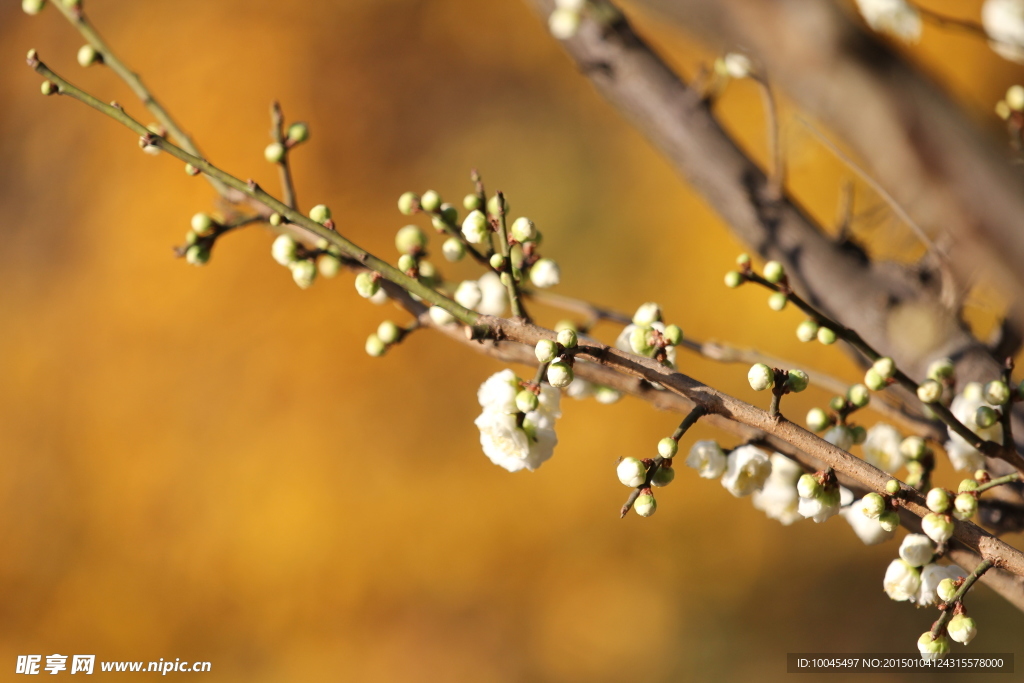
[1,0,1022,680]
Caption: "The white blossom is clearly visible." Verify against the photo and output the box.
[862,423,905,473]
[883,558,922,602]
[983,0,1024,63]
[478,369,521,415]
[899,534,935,567]
[428,306,455,326]
[530,259,561,289]
[686,440,727,479]
[720,445,772,497]
[823,425,855,451]
[752,454,803,525]
[855,0,922,42]
[841,498,896,545]
[475,410,557,472]
[454,280,483,310]
[945,386,1002,471]
[917,564,966,607]
[476,272,508,316]
[798,486,841,523]
[566,376,595,400]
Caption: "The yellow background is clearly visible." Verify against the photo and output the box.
[0,0,1021,680]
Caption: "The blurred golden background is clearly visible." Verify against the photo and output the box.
[1,0,1022,680]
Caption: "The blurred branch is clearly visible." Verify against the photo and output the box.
[270,101,298,210]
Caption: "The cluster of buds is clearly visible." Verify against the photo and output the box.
[264,120,309,165]
[617,435,681,517]
[180,212,219,266]
[855,487,901,533]
[268,204,341,290]
[805,386,877,452]
[617,303,682,368]
[796,469,842,523]
[915,357,956,404]
[364,320,408,358]
[535,329,580,389]
[747,363,808,394]
[898,435,934,489]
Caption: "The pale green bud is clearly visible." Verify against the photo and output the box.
[921,512,954,544]
[657,437,678,458]
[547,359,574,388]
[557,328,578,349]
[535,339,558,364]
[487,193,507,217]
[786,369,809,393]
[747,363,774,391]
[806,407,830,432]
[395,225,427,255]
[420,190,442,213]
[397,254,417,273]
[309,204,331,224]
[633,492,657,517]
[861,492,886,518]
[461,210,489,244]
[463,194,482,211]
[632,302,662,326]
[652,466,675,487]
[736,253,751,266]
[796,319,819,342]
[847,384,870,408]
[927,358,955,381]
[984,380,1011,406]
[724,270,743,288]
[185,243,210,266]
[768,292,788,311]
[763,260,784,283]
[77,44,100,67]
[817,327,837,345]
[629,326,655,356]
[23,0,46,15]
[316,252,341,279]
[936,578,958,603]
[397,192,419,216]
[953,492,977,520]
[354,272,380,298]
[829,395,846,411]
[40,79,58,96]
[271,234,298,266]
[617,457,647,487]
[872,357,896,380]
[917,632,950,658]
[900,436,927,460]
[489,253,505,270]
[663,324,683,346]
[864,367,886,391]
[286,121,309,144]
[926,487,951,514]
[975,469,989,482]
[269,212,283,227]
[975,405,999,429]
[441,237,465,262]
[850,425,867,444]
[184,231,199,246]
[290,260,316,289]
[885,479,901,495]
[185,163,201,176]
[377,320,401,345]
[511,217,537,242]
[191,212,215,235]
[878,509,899,532]
[917,379,942,403]
[264,141,285,164]
[797,473,822,499]
[365,333,386,357]
[516,389,539,413]
[510,243,525,270]
[958,479,979,493]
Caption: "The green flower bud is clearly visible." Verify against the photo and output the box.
[763,260,784,283]
[984,380,1011,406]
[786,369,809,393]
[632,302,662,326]
[463,194,482,211]
[885,479,901,495]
[864,368,886,391]
[847,384,870,408]
[958,479,979,493]
[817,327,837,345]
[77,44,100,67]
[354,272,380,298]
[736,253,751,266]
[395,225,427,255]
[397,192,419,216]
[633,492,657,517]
[861,492,886,518]
[365,333,386,357]
[975,469,989,482]
[829,395,846,412]
[290,259,317,289]
[286,121,309,144]
[917,632,950,658]
[797,473,822,499]
[975,405,999,429]
[806,407,831,432]
[953,492,977,521]
[878,509,900,532]
[556,328,578,349]
[796,319,819,342]
[489,253,505,270]
[657,437,678,458]
[535,339,558,363]
[652,466,675,487]
[185,163,201,176]
[397,254,417,273]
[269,212,283,227]
[724,270,743,288]
[897,437,924,461]
[921,512,954,544]
[516,389,540,413]
[309,204,331,224]
[905,461,925,487]
[547,359,574,388]
[850,424,867,444]
[439,203,458,224]
[510,217,537,242]
[936,578,958,603]
[663,324,683,346]
[377,320,401,345]
[487,193,507,217]
[40,79,58,96]
[461,210,489,244]
[441,236,465,262]
[629,326,655,356]
[872,357,896,380]
[927,358,955,382]
[184,230,199,246]
[271,234,297,266]
[926,488,950,514]
[185,243,210,266]
[191,212,215,236]
[767,292,788,311]
[420,190,442,213]
[23,0,46,15]
[510,243,525,270]
[264,141,285,164]
[617,457,647,487]
[917,379,942,403]
[317,252,341,279]
[747,363,775,391]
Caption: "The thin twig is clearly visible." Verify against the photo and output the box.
[270,102,298,210]
[930,559,992,640]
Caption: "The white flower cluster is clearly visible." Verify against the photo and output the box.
[685,441,773,498]
[883,535,966,608]
[945,383,1003,472]
[614,303,683,368]
[453,272,509,317]
[475,369,561,472]
[854,0,922,43]
[983,0,1024,63]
